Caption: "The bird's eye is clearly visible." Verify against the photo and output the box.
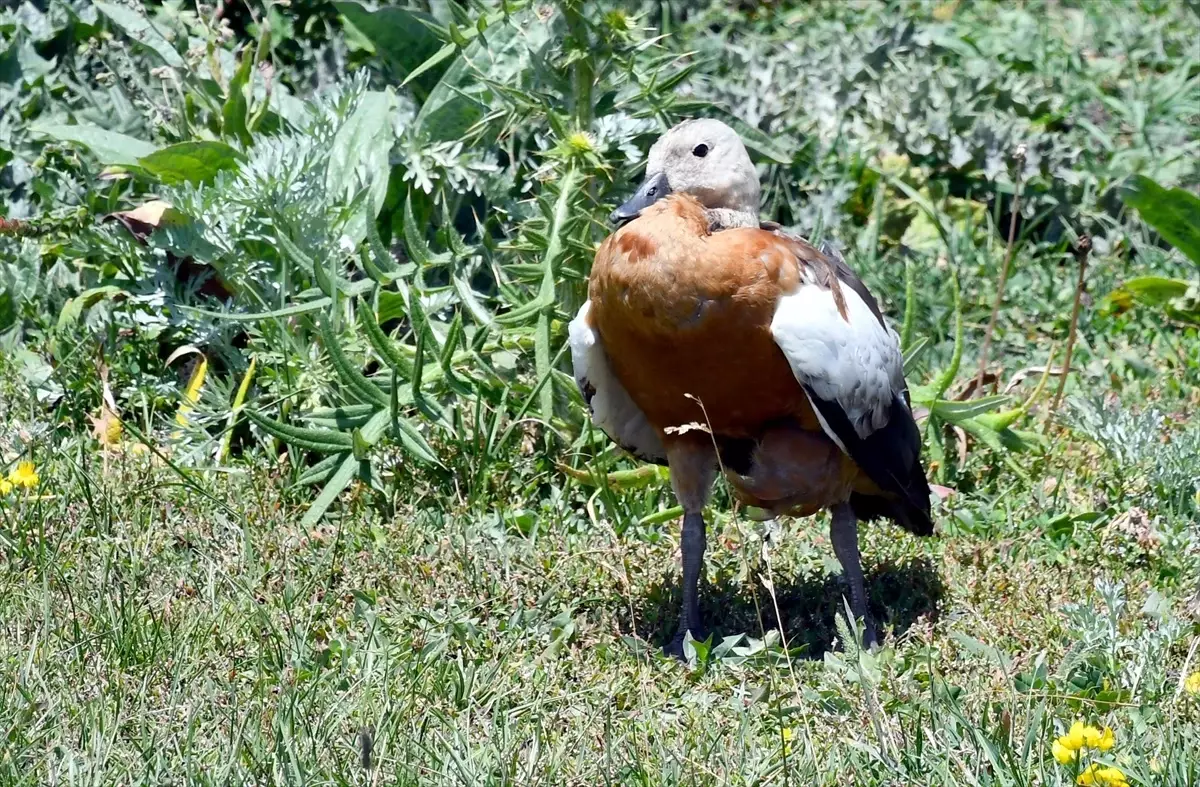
[692,144,709,158]
[647,185,657,196]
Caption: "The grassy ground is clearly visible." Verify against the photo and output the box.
[3,0,1200,784]
[2,376,1199,783]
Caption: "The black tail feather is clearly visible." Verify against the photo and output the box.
[805,387,934,536]
[850,487,933,537]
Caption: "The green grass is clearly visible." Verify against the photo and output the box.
[2,395,1199,783]
[3,0,1200,783]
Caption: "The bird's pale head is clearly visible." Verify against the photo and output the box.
[611,118,761,227]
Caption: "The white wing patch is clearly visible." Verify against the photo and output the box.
[770,280,905,441]
[568,302,667,463]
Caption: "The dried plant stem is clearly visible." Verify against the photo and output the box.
[1047,234,1092,422]
[976,145,1027,393]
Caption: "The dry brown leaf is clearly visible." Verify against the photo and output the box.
[105,200,172,243]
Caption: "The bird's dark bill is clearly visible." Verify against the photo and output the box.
[610,172,671,227]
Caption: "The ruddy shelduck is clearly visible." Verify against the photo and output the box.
[569,118,934,657]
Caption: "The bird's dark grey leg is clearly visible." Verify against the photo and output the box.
[664,439,718,660]
[666,510,708,657]
[830,502,878,649]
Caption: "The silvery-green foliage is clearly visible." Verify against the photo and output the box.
[1067,396,1200,517]
[1061,578,1186,703]
[674,0,1199,242]
[163,73,373,288]
[398,137,503,197]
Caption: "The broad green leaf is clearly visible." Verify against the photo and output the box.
[245,409,355,453]
[1123,175,1200,266]
[1105,276,1200,325]
[401,42,456,89]
[900,209,944,254]
[957,416,1018,456]
[352,427,371,460]
[452,272,494,328]
[30,122,156,167]
[94,1,184,67]
[391,411,442,466]
[1115,275,1190,305]
[139,141,242,185]
[358,409,392,445]
[179,298,333,322]
[303,404,378,431]
[414,18,521,142]
[557,463,670,489]
[294,453,347,488]
[222,49,254,146]
[319,320,389,408]
[929,395,1014,422]
[890,179,953,254]
[378,290,408,324]
[1165,298,1200,325]
[56,285,123,331]
[14,347,63,404]
[974,407,1026,432]
[334,3,446,100]
[300,453,360,527]
[638,506,682,527]
[327,89,396,244]
[998,427,1047,452]
[0,290,14,334]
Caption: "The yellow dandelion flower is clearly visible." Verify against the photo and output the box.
[1056,720,1113,754]
[1083,726,1115,751]
[1108,769,1130,787]
[1059,721,1087,751]
[1052,740,1076,764]
[780,726,795,757]
[1077,764,1129,787]
[9,461,39,489]
[1185,671,1200,695]
[0,477,12,495]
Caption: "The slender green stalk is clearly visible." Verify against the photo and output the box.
[535,167,581,427]
[1048,235,1092,423]
[901,256,917,353]
[976,145,1027,393]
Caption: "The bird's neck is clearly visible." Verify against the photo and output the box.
[706,207,760,231]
